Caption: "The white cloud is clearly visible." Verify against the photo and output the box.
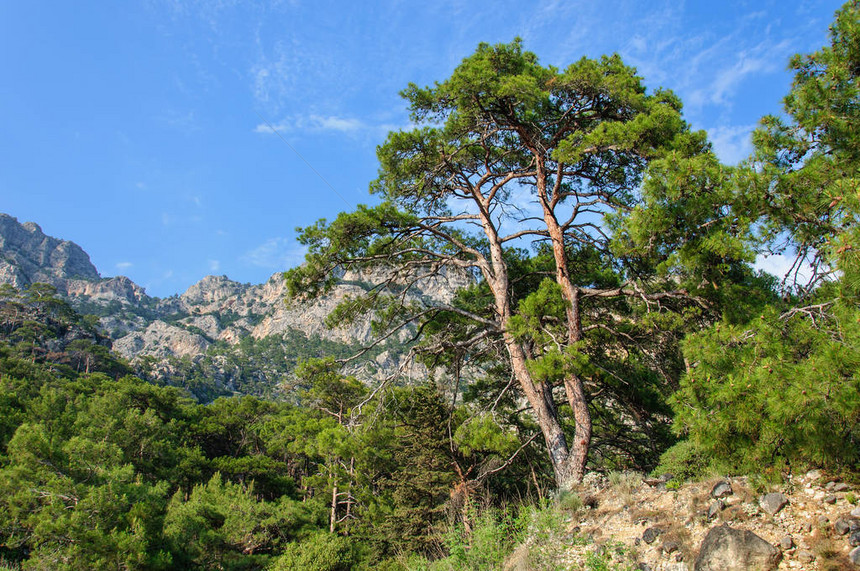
[116,261,133,270]
[254,114,367,135]
[754,253,812,284]
[209,259,221,272]
[707,124,756,165]
[313,115,364,132]
[706,40,791,106]
[242,237,307,270]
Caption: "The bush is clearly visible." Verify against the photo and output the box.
[269,532,357,571]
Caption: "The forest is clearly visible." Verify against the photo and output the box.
[0,2,859,569]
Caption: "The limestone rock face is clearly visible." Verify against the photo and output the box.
[0,212,474,387]
[65,276,148,305]
[694,524,781,571]
[0,214,100,288]
[113,320,211,359]
[179,275,251,314]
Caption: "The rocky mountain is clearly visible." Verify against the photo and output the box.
[0,213,471,397]
[0,214,101,288]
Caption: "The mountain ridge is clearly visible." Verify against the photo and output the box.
[0,212,470,398]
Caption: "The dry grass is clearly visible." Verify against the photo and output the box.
[660,521,695,564]
[810,529,855,571]
[628,507,662,525]
[607,471,643,506]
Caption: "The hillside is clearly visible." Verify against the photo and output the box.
[0,213,470,398]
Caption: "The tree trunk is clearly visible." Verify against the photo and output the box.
[503,331,576,488]
[538,164,593,487]
[479,188,582,490]
[329,477,338,533]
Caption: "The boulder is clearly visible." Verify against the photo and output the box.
[707,500,724,519]
[694,524,781,571]
[711,481,733,499]
[759,492,788,515]
[642,526,663,544]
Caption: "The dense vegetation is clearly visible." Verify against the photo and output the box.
[1,3,859,569]
[0,289,553,569]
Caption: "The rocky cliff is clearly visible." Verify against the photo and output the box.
[0,214,101,288]
[0,213,471,395]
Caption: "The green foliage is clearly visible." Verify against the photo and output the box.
[434,508,520,571]
[268,532,357,571]
[661,1,860,481]
[653,439,715,482]
[164,473,310,570]
[748,0,860,290]
[371,386,459,555]
[5,20,860,570]
[668,302,860,475]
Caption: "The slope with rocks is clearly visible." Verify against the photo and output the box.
[508,471,860,570]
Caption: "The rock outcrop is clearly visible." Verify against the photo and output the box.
[0,214,100,288]
[113,320,211,359]
[694,524,781,571]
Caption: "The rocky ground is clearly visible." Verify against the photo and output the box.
[510,470,860,570]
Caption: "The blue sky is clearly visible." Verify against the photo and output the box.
[0,0,844,297]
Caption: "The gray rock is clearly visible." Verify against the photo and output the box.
[837,518,852,535]
[826,481,837,491]
[849,546,860,567]
[852,506,860,518]
[711,481,733,499]
[797,550,815,564]
[850,531,860,547]
[779,535,793,550]
[707,500,724,519]
[114,320,211,359]
[819,515,831,525]
[694,524,781,571]
[637,564,652,571]
[663,541,680,554]
[760,492,789,515]
[0,214,101,289]
[643,526,663,544]
[833,482,850,492]
[824,494,838,504]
